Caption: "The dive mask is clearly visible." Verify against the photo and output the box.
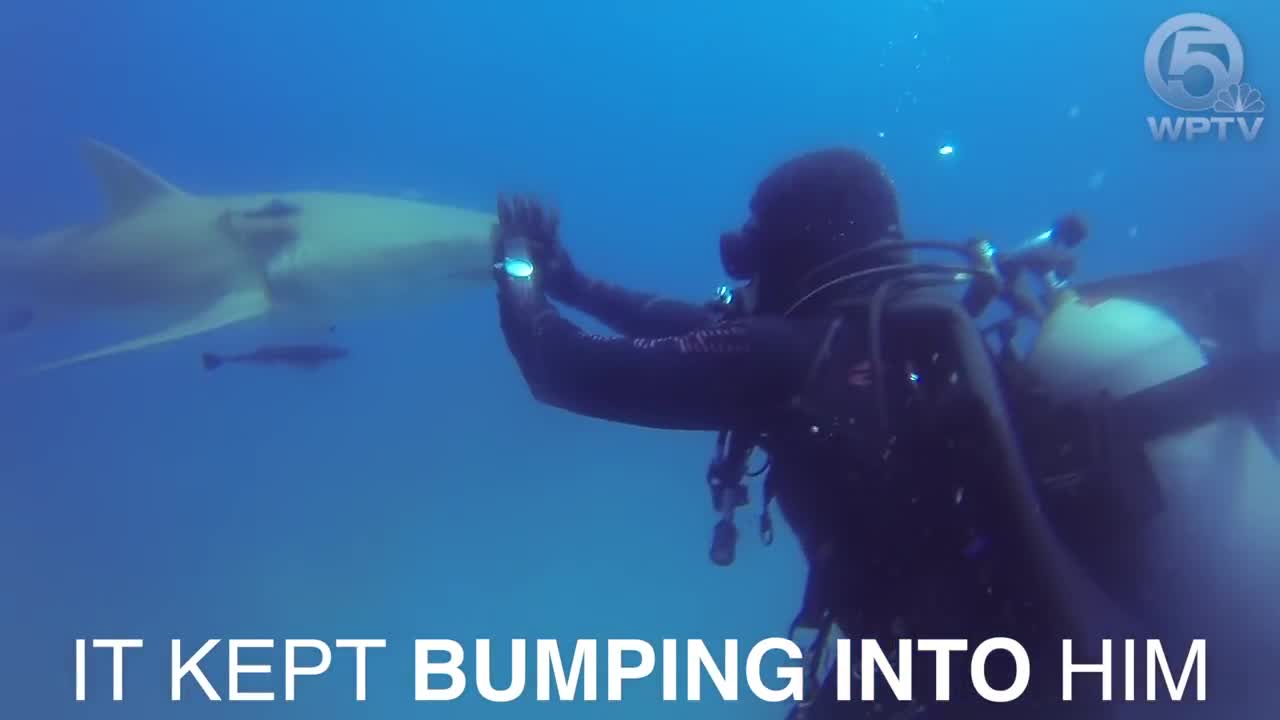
[719,219,762,281]
[716,220,762,316]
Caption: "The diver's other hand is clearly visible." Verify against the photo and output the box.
[496,194,583,301]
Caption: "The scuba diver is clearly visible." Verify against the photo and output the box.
[491,148,1280,719]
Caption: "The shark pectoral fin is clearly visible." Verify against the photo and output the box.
[26,287,271,375]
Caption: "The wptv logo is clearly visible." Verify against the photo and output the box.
[1144,13,1264,143]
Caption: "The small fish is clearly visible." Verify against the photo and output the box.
[201,344,349,372]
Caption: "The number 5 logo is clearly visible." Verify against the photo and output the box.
[1144,13,1245,112]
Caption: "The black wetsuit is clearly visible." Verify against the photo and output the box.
[496,274,867,543]
[498,274,1114,720]
[499,276,830,426]
[497,272,913,631]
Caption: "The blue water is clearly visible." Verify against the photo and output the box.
[2,1,1277,718]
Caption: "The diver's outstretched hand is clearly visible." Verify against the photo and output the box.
[495,194,583,301]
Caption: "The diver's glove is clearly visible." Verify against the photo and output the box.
[495,194,585,302]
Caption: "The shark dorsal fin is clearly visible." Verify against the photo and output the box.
[81,139,185,218]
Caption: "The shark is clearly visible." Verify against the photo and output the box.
[0,139,498,374]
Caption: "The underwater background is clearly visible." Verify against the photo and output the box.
[1,1,1277,718]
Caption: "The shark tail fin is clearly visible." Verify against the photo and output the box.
[201,353,224,371]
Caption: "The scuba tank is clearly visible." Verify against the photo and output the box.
[1024,285,1280,708]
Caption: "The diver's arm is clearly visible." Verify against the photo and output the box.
[498,282,807,431]
[563,275,721,337]
[494,195,718,337]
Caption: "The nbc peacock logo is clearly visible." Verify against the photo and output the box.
[1144,13,1265,143]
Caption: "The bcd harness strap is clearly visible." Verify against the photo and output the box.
[784,315,851,708]
[705,315,850,568]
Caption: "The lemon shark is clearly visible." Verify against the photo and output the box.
[0,139,497,374]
